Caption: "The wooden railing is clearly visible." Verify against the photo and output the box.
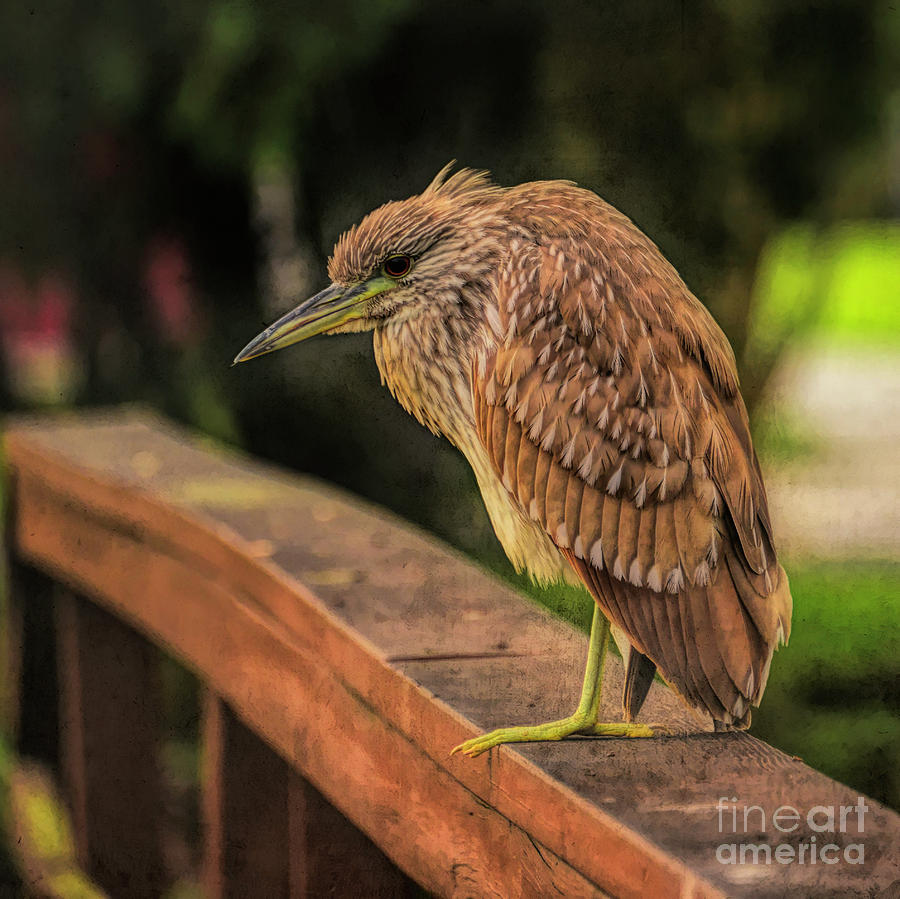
[2,408,898,898]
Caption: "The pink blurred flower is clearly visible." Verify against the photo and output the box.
[0,262,79,403]
[143,235,202,346]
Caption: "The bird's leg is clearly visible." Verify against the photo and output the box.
[451,605,653,758]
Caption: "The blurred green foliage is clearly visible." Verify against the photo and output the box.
[751,560,900,810]
[746,223,900,385]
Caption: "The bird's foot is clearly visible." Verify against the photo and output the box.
[450,716,653,758]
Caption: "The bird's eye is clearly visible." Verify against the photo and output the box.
[383,254,412,279]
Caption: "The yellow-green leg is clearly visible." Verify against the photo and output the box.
[451,605,653,758]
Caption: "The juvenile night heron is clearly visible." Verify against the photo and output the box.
[235,165,792,757]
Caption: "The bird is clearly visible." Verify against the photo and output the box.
[234,164,792,757]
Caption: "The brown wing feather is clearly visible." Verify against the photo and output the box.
[514,425,540,514]
[472,209,791,725]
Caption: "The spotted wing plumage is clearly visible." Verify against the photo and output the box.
[473,198,791,726]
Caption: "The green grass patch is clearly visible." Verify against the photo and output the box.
[750,558,899,810]
[516,575,597,634]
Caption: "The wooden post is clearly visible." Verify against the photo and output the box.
[0,558,24,742]
[287,765,419,898]
[55,589,167,897]
[202,690,290,898]
[203,691,417,899]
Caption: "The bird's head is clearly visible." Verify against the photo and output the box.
[234,164,504,364]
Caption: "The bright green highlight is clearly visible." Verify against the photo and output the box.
[21,791,75,859]
[748,222,900,357]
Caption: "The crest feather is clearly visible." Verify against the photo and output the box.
[426,162,498,198]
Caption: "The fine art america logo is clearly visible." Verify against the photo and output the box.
[716,796,868,866]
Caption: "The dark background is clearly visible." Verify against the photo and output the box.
[1,0,897,884]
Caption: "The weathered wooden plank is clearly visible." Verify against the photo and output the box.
[55,588,167,898]
[5,410,899,899]
[6,414,718,898]
[15,480,613,897]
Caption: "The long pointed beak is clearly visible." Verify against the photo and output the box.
[233,280,384,364]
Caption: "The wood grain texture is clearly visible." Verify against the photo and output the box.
[4,409,899,899]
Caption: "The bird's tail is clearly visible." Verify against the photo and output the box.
[565,547,792,729]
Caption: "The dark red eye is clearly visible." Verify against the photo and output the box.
[383,254,412,278]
